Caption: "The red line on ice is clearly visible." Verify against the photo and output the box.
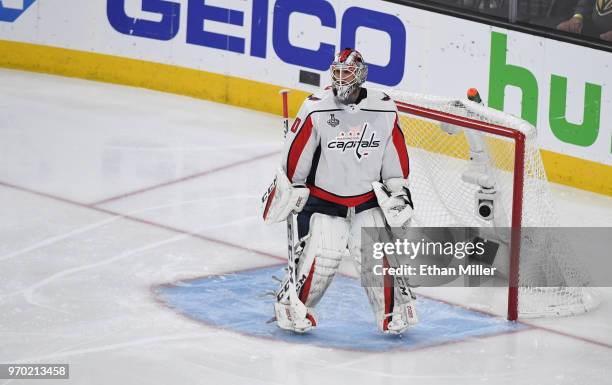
[90,150,279,206]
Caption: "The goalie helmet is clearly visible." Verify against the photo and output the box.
[330,48,368,104]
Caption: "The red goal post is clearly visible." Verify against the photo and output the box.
[395,100,525,320]
[387,89,599,321]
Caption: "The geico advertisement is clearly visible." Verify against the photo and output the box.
[0,0,610,165]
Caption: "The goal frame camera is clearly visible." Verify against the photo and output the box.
[475,188,497,221]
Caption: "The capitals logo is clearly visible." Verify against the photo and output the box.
[327,123,380,161]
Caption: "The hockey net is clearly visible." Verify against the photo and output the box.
[385,89,600,320]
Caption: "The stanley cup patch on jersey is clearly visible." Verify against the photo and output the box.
[327,114,340,127]
[326,123,381,161]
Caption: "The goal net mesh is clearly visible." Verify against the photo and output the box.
[385,89,600,318]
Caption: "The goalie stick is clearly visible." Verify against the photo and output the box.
[277,90,311,332]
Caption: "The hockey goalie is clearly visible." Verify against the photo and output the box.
[261,48,418,334]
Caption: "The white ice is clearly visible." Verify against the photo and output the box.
[1,68,611,385]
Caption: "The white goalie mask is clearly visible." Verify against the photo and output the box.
[330,48,368,104]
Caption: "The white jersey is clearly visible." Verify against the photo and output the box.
[281,87,409,207]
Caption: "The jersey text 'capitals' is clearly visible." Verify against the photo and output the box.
[327,123,380,161]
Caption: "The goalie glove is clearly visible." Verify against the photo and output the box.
[261,167,310,224]
[372,178,414,229]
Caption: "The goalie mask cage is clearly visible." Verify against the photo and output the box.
[385,90,600,321]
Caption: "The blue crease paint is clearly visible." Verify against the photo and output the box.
[155,266,526,352]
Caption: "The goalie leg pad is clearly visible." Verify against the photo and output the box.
[277,213,349,309]
[349,208,419,333]
[296,213,349,308]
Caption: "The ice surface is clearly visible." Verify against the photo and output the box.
[1,69,611,385]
